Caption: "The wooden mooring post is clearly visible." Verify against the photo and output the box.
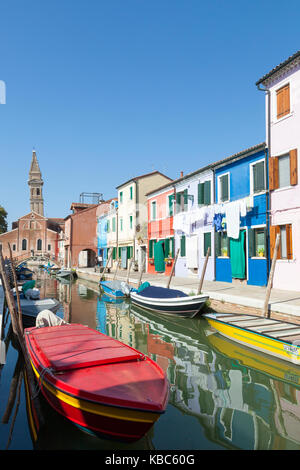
[113,260,120,280]
[126,258,133,284]
[262,233,280,318]
[197,247,210,295]
[0,249,45,427]
[138,260,146,288]
[99,248,113,282]
[166,249,180,289]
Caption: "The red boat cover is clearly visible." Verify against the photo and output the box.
[27,324,144,372]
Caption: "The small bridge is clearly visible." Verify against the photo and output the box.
[12,251,62,267]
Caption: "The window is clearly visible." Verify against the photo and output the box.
[127,246,133,259]
[37,188,40,196]
[149,239,156,258]
[37,239,42,250]
[168,194,175,216]
[218,173,229,202]
[180,235,186,256]
[176,189,188,213]
[107,220,110,233]
[112,217,116,232]
[248,228,267,257]
[278,154,290,188]
[151,201,157,220]
[120,191,123,203]
[203,232,211,257]
[22,239,27,251]
[120,217,123,231]
[12,244,16,251]
[251,160,265,193]
[215,232,230,257]
[269,149,298,190]
[130,186,133,200]
[198,181,211,205]
[48,244,51,251]
[129,215,133,229]
[277,83,290,119]
[270,224,292,260]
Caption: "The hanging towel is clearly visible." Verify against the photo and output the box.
[230,230,245,279]
[225,201,240,239]
[186,236,198,269]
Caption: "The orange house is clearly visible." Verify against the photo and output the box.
[147,184,175,276]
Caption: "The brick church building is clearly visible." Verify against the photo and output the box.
[0,150,64,261]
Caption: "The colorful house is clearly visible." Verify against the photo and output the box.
[172,167,215,281]
[213,143,268,286]
[256,51,300,291]
[116,171,172,272]
[146,182,175,276]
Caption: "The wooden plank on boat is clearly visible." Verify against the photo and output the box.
[227,319,277,328]
[269,328,300,338]
[217,315,258,322]
[251,322,298,333]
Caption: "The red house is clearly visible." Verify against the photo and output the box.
[147,183,175,276]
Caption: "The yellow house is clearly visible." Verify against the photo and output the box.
[116,171,172,272]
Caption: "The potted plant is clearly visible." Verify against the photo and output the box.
[258,248,265,257]
[221,247,228,257]
[149,258,154,265]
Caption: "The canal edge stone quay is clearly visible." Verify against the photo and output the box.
[76,267,300,325]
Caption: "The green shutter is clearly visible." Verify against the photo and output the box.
[118,247,121,258]
[198,183,204,205]
[112,247,116,260]
[180,236,186,256]
[184,189,188,211]
[112,217,116,232]
[204,232,211,256]
[254,161,265,192]
[130,186,133,199]
[220,174,229,201]
[165,238,170,257]
[170,237,175,257]
[204,181,211,205]
[248,228,255,257]
[168,194,174,216]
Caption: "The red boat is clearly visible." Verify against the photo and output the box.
[24,323,169,441]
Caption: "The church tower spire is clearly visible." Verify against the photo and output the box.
[28,149,44,216]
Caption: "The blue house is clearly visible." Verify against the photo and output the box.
[213,143,269,286]
[97,213,109,268]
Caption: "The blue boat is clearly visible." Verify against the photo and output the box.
[99,280,130,299]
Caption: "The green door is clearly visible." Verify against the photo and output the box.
[154,240,165,272]
[229,230,245,279]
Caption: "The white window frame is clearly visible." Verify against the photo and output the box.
[217,172,230,203]
[250,158,266,195]
[151,200,157,221]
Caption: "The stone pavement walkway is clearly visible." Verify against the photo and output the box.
[76,267,300,319]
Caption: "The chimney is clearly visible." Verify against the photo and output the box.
[180,171,183,178]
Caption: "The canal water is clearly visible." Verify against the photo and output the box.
[1,271,300,451]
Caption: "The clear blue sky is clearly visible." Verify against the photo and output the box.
[1,0,300,227]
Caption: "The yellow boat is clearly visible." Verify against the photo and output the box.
[204,313,300,366]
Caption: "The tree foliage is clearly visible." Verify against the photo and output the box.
[0,205,8,234]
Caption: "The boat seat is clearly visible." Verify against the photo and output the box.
[29,324,144,372]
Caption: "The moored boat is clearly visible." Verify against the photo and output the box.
[204,312,300,365]
[24,323,169,441]
[130,285,208,318]
[56,269,73,280]
[100,280,130,299]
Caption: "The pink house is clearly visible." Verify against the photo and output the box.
[256,51,300,291]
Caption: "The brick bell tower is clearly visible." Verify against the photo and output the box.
[28,149,44,216]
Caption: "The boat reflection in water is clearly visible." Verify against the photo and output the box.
[4,276,300,450]
[99,294,300,450]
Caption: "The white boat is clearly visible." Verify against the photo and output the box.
[130,286,208,318]
[56,269,73,280]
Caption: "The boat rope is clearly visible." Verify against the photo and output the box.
[31,366,54,399]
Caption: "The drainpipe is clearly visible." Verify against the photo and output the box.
[212,167,216,280]
[257,83,271,276]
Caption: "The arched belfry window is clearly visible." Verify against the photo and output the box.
[37,239,42,251]
[37,188,40,196]
[22,239,27,251]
